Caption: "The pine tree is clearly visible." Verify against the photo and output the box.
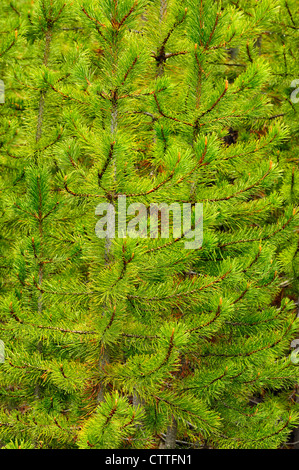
[222,0,299,299]
[222,0,299,448]
[0,0,299,450]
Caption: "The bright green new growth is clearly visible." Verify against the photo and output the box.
[0,0,298,449]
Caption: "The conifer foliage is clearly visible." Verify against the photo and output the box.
[0,0,298,449]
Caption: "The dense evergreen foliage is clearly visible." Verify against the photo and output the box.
[0,0,298,449]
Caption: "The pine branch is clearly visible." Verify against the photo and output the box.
[198,312,297,358]
[121,56,138,86]
[98,141,116,186]
[0,29,18,57]
[188,303,222,333]
[118,1,138,29]
[48,83,85,104]
[81,7,106,28]
[128,270,231,301]
[63,177,105,198]
[153,93,193,127]
[200,163,272,202]
[219,209,297,249]
[204,12,220,50]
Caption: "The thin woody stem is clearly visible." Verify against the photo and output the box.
[36,29,52,143]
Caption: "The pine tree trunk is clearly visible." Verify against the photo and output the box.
[292,299,299,448]
[159,416,177,449]
[34,25,53,401]
[97,348,110,403]
[292,384,299,449]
